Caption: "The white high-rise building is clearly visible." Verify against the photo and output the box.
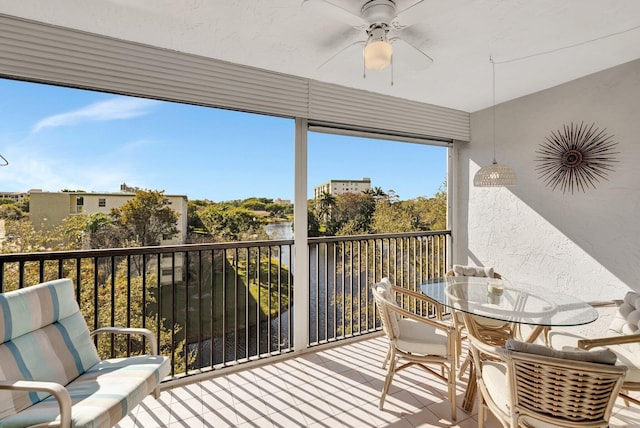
[313,178,371,199]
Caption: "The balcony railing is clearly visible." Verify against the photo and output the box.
[0,230,450,382]
[308,231,450,346]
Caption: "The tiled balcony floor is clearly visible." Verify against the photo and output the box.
[116,335,640,427]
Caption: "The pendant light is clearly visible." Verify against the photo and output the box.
[473,57,517,187]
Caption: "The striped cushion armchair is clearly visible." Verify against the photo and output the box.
[0,278,170,428]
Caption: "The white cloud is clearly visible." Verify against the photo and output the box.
[32,97,159,133]
[0,145,143,194]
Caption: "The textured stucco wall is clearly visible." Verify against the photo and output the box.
[457,58,640,302]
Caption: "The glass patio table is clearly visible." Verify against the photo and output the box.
[421,276,598,330]
[421,276,598,412]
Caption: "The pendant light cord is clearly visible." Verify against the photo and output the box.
[491,56,497,164]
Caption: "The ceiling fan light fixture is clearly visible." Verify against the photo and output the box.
[364,24,392,71]
[364,39,392,70]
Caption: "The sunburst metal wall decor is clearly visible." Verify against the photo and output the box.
[535,122,618,194]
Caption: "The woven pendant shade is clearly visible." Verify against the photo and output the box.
[474,57,517,187]
[473,161,517,186]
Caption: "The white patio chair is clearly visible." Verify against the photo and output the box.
[371,278,457,421]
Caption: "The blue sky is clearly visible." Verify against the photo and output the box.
[0,79,447,201]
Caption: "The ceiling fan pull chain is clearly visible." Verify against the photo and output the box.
[363,56,367,79]
[363,31,374,80]
[390,53,394,86]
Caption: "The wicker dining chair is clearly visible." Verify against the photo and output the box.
[468,335,627,428]
[371,278,457,421]
[548,290,640,407]
[445,265,507,373]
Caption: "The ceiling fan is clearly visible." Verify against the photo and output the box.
[302,0,433,83]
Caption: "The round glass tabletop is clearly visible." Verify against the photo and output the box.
[421,276,598,327]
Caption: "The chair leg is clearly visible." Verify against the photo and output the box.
[381,346,391,369]
[379,350,396,410]
[448,365,457,421]
[458,353,471,380]
[621,389,631,407]
[478,396,485,428]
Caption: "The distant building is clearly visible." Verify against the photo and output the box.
[274,198,291,205]
[0,191,28,201]
[120,182,143,193]
[29,190,188,245]
[29,189,189,286]
[313,178,371,199]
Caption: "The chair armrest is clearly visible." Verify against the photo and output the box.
[578,334,640,350]
[90,327,158,355]
[392,285,444,319]
[0,380,71,428]
[385,302,455,336]
[466,332,503,359]
[586,300,621,308]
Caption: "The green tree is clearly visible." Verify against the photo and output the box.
[199,204,267,241]
[86,212,125,248]
[187,200,209,234]
[0,197,27,220]
[371,199,420,233]
[16,196,29,213]
[1,219,50,253]
[307,201,321,237]
[53,214,89,250]
[372,186,387,201]
[0,204,26,220]
[241,197,271,211]
[333,192,375,236]
[110,190,179,246]
[409,181,447,231]
[316,191,336,225]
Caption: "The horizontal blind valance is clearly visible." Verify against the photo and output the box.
[0,14,470,142]
[0,14,309,118]
[308,81,469,141]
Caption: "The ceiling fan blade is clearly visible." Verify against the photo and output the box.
[393,0,427,27]
[390,37,433,71]
[301,0,365,27]
[395,0,425,17]
[318,26,363,51]
[318,40,365,70]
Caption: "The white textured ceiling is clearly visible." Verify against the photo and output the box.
[1,0,640,112]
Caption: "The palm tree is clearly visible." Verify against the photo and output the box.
[316,191,336,224]
[372,187,387,202]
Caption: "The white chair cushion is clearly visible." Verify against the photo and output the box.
[396,318,448,356]
[482,361,508,411]
[506,339,618,365]
[453,264,494,278]
[608,291,640,335]
[376,277,394,300]
[548,331,640,383]
[607,343,640,383]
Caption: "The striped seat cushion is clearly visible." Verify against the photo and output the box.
[0,355,171,428]
[0,279,100,419]
[0,278,82,342]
